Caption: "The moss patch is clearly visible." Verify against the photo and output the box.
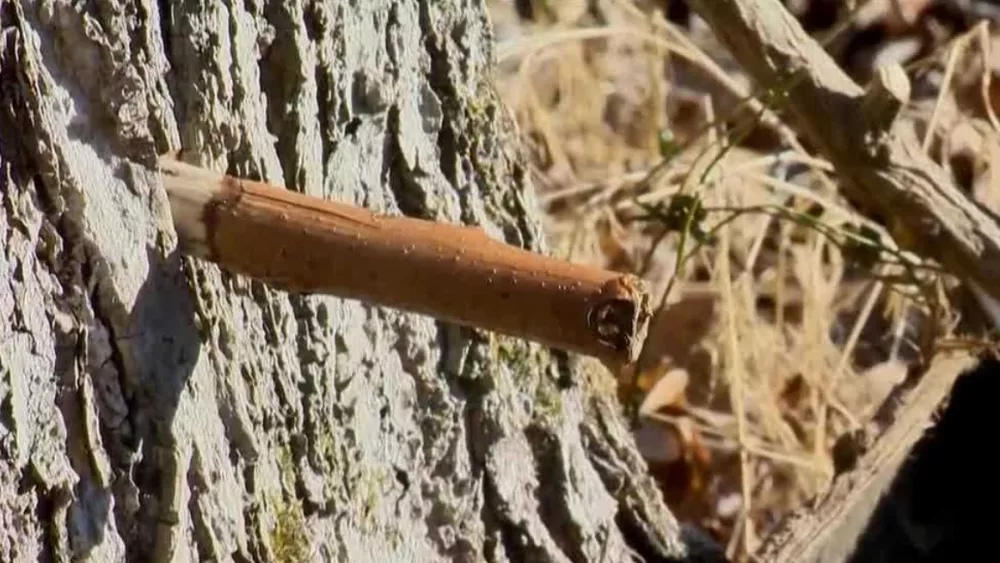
[270,500,310,563]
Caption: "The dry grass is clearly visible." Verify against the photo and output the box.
[489,0,1000,559]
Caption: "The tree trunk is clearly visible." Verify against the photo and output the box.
[0,1,721,561]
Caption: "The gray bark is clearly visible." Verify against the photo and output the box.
[0,1,722,561]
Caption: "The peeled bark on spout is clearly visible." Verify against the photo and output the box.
[159,155,651,367]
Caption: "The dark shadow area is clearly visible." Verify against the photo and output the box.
[48,226,203,560]
[51,240,204,561]
[3,25,202,554]
[120,246,202,560]
[848,354,1000,562]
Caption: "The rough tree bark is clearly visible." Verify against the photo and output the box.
[0,1,723,562]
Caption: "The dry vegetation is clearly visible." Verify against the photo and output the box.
[487,0,1000,559]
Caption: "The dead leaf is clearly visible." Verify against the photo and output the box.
[779,373,807,411]
[596,212,635,272]
[636,288,718,383]
[635,418,682,464]
[640,368,691,415]
[858,359,909,417]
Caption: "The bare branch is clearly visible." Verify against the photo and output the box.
[756,351,980,562]
[685,0,1000,300]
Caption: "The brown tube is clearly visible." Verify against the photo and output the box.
[159,155,651,367]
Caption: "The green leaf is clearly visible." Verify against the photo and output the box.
[658,130,679,158]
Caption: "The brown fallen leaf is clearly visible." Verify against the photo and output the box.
[635,417,683,464]
[639,368,691,415]
[635,286,718,388]
[857,359,909,419]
